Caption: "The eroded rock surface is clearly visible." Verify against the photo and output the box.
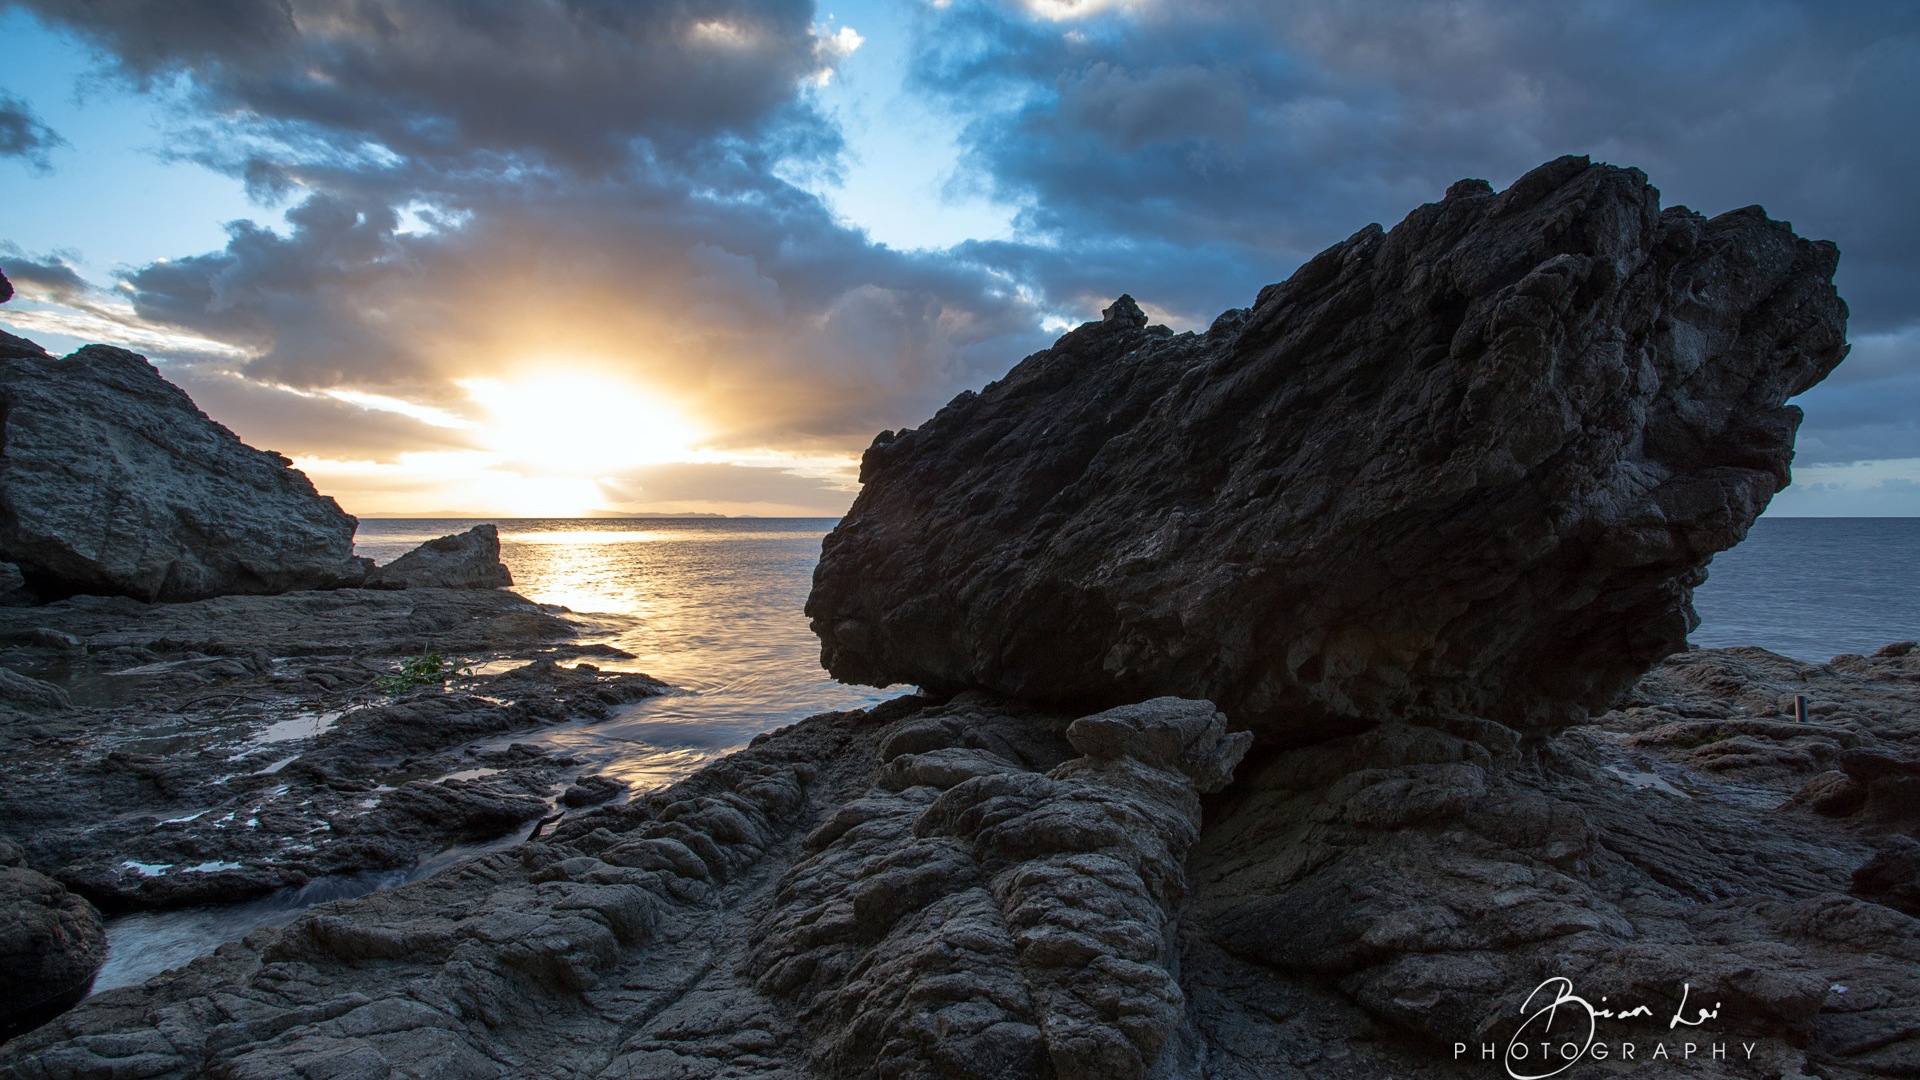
[0,335,370,602]
[0,694,1254,1077]
[750,696,1249,1080]
[809,156,1849,740]
[0,840,104,1044]
[7,652,1916,1077]
[0,587,663,912]
[365,524,514,590]
[1188,642,1920,1079]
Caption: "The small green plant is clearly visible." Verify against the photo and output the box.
[375,651,472,694]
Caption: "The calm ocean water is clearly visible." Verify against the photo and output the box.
[354,518,896,791]
[1690,517,1919,661]
[94,514,1915,991]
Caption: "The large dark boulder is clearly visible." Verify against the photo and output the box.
[364,523,514,590]
[808,156,1848,740]
[0,839,105,1043]
[0,339,372,602]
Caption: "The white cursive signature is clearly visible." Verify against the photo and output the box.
[1502,978,1722,1079]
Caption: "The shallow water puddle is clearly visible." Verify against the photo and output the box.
[1603,765,1692,798]
[94,837,522,993]
[254,709,343,744]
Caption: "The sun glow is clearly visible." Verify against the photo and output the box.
[460,370,703,473]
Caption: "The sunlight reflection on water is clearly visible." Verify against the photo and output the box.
[357,517,900,782]
[95,519,895,997]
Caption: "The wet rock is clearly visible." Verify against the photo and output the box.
[561,773,628,807]
[0,585,574,664]
[0,336,371,602]
[0,587,668,914]
[364,524,513,590]
[809,157,1848,740]
[0,702,857,1078]
[6,661,1920,1078]
[0,857,105,1043]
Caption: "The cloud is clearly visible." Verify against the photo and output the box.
[599,462,851,510]
[7,0,1919,515]
[914,0,1920,332]
[0,89,65,170]
[21,0,845,170]
[0,246,90,303]
[1769,456,1920,515]
[1791,325,1920,464]
[165,365,482,463]
[5,0,1055,481]
[901,0,1920,474]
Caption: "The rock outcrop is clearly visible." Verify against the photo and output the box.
[749,696,1249,1080]
[0,586,657,912]
[0,840,105,1044]
[8,646,1920,1077]
[808,156,1849,740]
[365,524,514,590]
[0,336,372,602]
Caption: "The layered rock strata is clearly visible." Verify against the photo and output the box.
[5,649,1920,1077]
[0,335,371,602]
[0,586,661,912]
[808,156,1850,740]
[749,697,1249,1080]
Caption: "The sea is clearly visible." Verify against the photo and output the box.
[92,515,1918,992]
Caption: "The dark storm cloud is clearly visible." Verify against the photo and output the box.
[11,0,1919,498]
[21,0,835,169]
[913,0,1920,449]
[0,247,91,303]
[113,173,1049,446]
[13,0,1050,455]
[921,1,1920,314]
[0,89,66,169]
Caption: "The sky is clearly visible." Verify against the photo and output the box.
[0,0,1916,518]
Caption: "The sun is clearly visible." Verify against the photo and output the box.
[461,370,704,473]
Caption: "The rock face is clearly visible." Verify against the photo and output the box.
[366,524,514,590]
[808,156,1849,740]
[0,337,372,602]
[0,840,105,1043]
[9,648,1920,1077]
[749,696,1249,1080]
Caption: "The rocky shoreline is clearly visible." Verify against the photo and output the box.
[0,642,1916,1077]
[6,155,1918,1077]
